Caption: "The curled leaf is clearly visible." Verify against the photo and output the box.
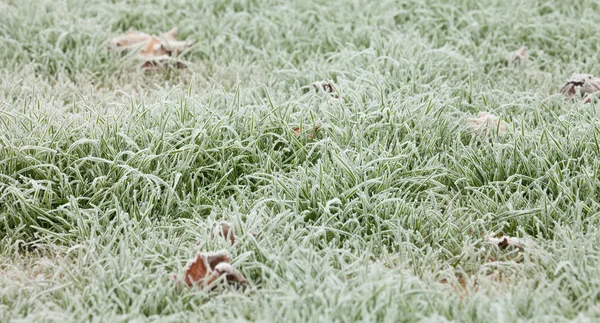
[214,262,247,284]
[584,92,600,104]
[312,81,339,99]
[108,27,194,69]
[467,112,507,136]
[108,31,151,53]
[140,56,187,70]
[292,124,321,140]
[181,250,246,288]
[214,222,236,244]
[440,271,507,300]
[487,232,534,249]
[560,73,600,103]
[292,127,301,137]
[504,46,528,66]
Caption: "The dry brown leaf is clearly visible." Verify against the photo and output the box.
[292,125,321,139]
[440,276,468,294]
[108,27,194,69]
[312,81,340,99]
[213,222,236,244]
[487,232,534,249]
[214,262,247,284]
[584,92,600,104]
[138,37,170,58]
[467,112,507,136]
[505,46,528,65]
[108,31,151,53]
[560,73,600,103]
[140,56,187,70]
[178,250,246,288]
[440,271,506,300]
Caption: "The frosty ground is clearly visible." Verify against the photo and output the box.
[2,0,600,321]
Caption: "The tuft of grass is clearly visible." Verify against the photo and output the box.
[2,0,600,321]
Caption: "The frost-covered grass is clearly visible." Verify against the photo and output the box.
[2,0,600,321]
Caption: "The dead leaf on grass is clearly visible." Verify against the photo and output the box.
[440,271,506,300]
[108,27,194,69]
[440,276,468,293]
[467,112,507,136]
[173,250,246,288]
[559,73,600,103]
[211,222,236,244]
[108,31,151,52]
[504,46,528,66]
[312,81,340,99]
[292,124,321,140]
[487,232,535,249]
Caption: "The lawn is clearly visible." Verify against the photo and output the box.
[2,0,600,321]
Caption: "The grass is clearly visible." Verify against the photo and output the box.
[2,0,600,321]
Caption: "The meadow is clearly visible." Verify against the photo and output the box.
[2,0,600,321]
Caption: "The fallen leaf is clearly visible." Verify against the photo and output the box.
[505,46,528,66]
[584,92,600,104]
[292,125,321,139]
[312,81,340,99]
[440,276,468,296]
[292,127,301,137]
[467,112,507,136]
[486,232,534,249]
[138,36,170,58]
[213,222,236,244]
[108,31,151,53]
[213,262,247,284]
[440,271,506,300]
[108,27,194,69]
[140,56,187,70]
[560,73,600,103]
[179,250,246,288]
